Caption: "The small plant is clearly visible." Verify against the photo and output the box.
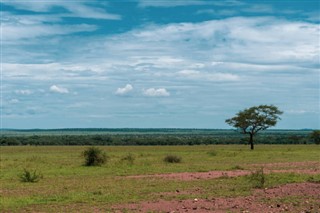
[121,153,135,165]
[248,167,265,188]
[164,155,182,163]
[19,168,42,183]
[83,147,107,166]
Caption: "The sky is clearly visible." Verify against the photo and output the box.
[1,0,319,129]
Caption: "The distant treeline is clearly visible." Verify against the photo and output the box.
[0,129,315,146]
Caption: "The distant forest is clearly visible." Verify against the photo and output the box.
[0,129,315,146]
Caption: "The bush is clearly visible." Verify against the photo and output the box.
[248,167,265,188]
[19,169,42,183]
[164,155,182,163]
[83,147,107,166]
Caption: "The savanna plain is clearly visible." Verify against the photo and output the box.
[1,143,320,212]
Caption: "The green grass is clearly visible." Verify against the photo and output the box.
[0,145,319,212]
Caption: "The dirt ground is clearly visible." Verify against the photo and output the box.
[113,161,320,213]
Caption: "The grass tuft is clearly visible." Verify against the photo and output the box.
[164,155,182,163]
[19,168,43,183]
[121,153,135,165]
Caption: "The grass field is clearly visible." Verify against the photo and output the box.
[1,145,319,212]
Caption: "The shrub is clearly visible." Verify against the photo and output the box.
[83,147,107,166]
[19,169,42,183]
[164,155,181,163]
[248,167,265,188]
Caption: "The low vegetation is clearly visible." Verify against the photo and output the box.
[0,145,319,212]
[121,153,135,165]
[164,154,182,163]
[83,146,107,166]
[18,168,43,183]
[248,167,265,188]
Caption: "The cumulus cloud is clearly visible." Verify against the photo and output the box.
[143,88,170,97]
[50,85,69,94]
[115,84,133,95]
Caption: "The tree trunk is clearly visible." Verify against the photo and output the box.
[249,133,254,150]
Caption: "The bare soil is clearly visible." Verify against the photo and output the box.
[112,183,320,213]
[127,161,319,181]
[114,161,320,212]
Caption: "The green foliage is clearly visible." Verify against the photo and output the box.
[310,130,320,144]
[0,129,315,146]
[83,147,107,166]
[163,154,182,163]
[307,175,320,183]
[248,168,265,188]
[226,105,283,132]
[19,168,42,183]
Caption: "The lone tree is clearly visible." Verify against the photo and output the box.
[226,105,283,150]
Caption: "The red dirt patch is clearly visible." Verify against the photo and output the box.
[112,183,320,213]
[127,169,319,181]
[126,161,320,181]
[127,170,251,181]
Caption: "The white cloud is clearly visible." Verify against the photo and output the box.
[143,88,170,97]
[15,89,32,95]
[2,22,97,41]
[2,1,121,20]
[177,70,239,81]
[115,84,133,95]
[138,0,209,7]
[50,85,69,94]
[138,0,243,7]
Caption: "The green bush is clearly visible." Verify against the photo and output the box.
[19,169,42,183]
[164,155,182,163]
[248,167,265,188]
[83,147,107,166]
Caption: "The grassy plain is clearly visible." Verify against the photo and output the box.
[1,145,319,212]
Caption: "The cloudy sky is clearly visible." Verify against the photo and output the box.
[1,0,319,129]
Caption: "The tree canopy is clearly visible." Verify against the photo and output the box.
[226,105,283,150]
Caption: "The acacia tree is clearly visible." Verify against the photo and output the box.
[225,105,283,150]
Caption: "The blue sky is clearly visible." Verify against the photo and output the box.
[1,0,319,129]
